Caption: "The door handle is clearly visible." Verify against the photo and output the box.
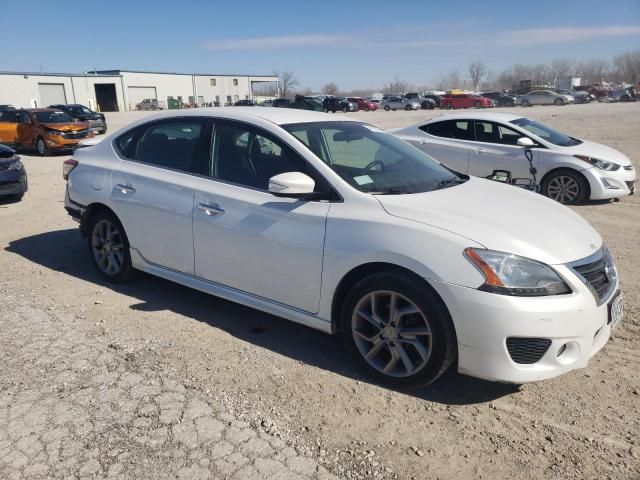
[198,202,225,216]
[115,183,136,194]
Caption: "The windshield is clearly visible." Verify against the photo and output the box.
[68,105,93,114]
[283,121,466,194]
[34,111,74,123]
[510,118,581,147]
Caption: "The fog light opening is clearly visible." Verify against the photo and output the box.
[556,344,567,357]
[556,341,580,366]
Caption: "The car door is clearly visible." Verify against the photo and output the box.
[408,119,473,173]
[191,119,331,314]
[17,111,36,147]
[467,120,538,179]
[110,117,210,274]
[0,110,20,146]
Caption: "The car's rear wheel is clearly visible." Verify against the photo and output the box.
[384,105,390,111]
[36,137,48,156]
[342,106,348,113]
[541,169,588,205]
[88,211,135,282]
[341,271,456,388]
[554,98,564,106]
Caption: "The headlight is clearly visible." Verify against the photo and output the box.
[574,155,620,171]
[464,248,571,296]
[44,127,64,136]
[8,160,23,171]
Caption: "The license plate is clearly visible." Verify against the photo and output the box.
[608,292,624,330]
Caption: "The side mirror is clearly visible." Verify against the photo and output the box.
[487,169,511,183]
[268,172,316,198]
[517,137,535,148]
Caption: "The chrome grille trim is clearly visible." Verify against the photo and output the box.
[568,247,617,306]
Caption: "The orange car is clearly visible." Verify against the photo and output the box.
[0,108,93,155]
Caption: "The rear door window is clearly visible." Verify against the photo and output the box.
[420,120,473,140]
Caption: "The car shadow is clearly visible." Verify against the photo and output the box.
[6,228,518,405]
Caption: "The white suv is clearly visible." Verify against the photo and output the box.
[63,108,624,387]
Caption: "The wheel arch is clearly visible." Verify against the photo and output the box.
[330,262,453,335]
[540,167,591,200]
[80,202,121,237]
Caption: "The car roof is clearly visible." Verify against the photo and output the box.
[25,108,60,112]
[426,111,523,123]
[125,107,348,126]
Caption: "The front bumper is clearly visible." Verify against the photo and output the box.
[583,165,636,200]
[0,171,28,196]
[430,268,619,383]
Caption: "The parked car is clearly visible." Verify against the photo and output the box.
[403,93,437,110]
[610,87,637,102]
[288,96,324,112]
[518,90,573,106]
[391,112,636,204]
[272,98,292,108]
[262,100,274,107]
[440,94,494,109]
[347,97,377,111]
[0,143,27,201]
[323,97,356,113]
[380,97,420,111]
[49,104,107,134]
[135,98,165,111]
[0,108,92,155]
[0,105,17,111]
[480,91,518,107]
[64,108,624,387]
[234,99,257,106]
[422,94,442,106]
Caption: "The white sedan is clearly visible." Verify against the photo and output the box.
[64,108,623,387]
[392,112,636,204]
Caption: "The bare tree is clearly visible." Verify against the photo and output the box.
[275,70,299,98]
[382,77,411,93]
[577,58,609,84]
[321,82,339,95]
[612,50,640,83]
[435,70,462,91]
[468,61,487,91]
[549,58,575,86]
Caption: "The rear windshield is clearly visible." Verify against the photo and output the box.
[34,111,74,123]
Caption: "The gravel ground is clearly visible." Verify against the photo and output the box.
[0,102,639,480]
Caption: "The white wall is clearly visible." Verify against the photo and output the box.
[121,72,194,109]
[0,74,123,110]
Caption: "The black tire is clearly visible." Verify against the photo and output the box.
[474,101,482,108]
[405,104,412,111]
[541,169,589,205]
[342,106,348,113]
[151,105,157,110]
[98,128,107,135]
[521,100,530,107]
[340,271,456,389]
[323,107,328,113]
[87,210,136,283]
[444,102,452,109]
[554,98,564,106]
[620,95,630,102]
[384,105,390,111]
[35,136,48,156]
[332,109,337,113]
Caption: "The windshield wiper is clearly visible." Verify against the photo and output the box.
[432,177,465,190]
[371,188,408,195]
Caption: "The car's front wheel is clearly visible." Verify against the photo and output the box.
[384,105,390,111]
[520,100,530,107]
[88,211,136,282]
[405,104,412,111]
[36,137,48,156]
[541,169,588,205]
[554,98,564,106]
[341,271,456,388]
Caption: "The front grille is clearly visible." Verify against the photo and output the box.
[570,249,616,305]
[0,181,22,192]
[61,130,89,140]
[506,337,551,364]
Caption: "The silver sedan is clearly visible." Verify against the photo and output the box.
[518,90,573,107]
[380,97,421,111]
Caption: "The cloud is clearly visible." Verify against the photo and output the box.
[496,25,640,46]
[203,33,353,50]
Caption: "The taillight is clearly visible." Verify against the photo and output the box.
[63,159,78,180]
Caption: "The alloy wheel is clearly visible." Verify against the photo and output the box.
[351,290,432,378]
[37,138,46,155]
[91,220,125,275]
[547,175,580,203]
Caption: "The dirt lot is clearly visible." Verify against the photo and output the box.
[1,102,639,480]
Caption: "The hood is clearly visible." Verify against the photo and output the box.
[41,122,89,131]
[559,139,632,166]
[73,113,101,120]
[376,177,601,265]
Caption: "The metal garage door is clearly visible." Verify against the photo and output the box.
[38,83,67,107]
[127,86,157,109]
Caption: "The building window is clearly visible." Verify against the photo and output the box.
[210,78,216,86]
[226,95,232,104]
[233,78,238,86]
[234,95,239,102]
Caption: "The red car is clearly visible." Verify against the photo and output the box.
[347,97,378,111]
[439,94,494,109]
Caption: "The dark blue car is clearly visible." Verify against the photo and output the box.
[0,144,27,201]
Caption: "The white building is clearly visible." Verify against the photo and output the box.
[0,69,279,112]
